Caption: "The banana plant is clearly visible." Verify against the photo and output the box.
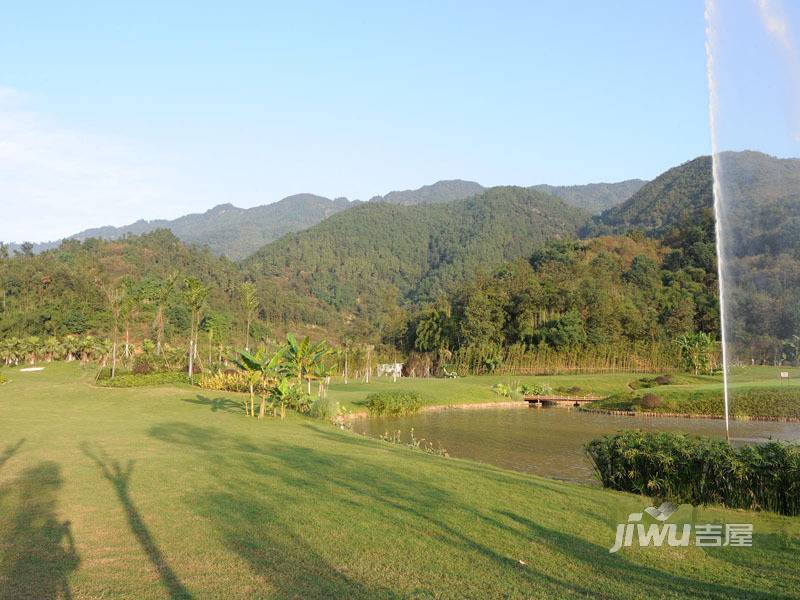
[267,376,294,420]
[283,334,331,394]
[233,347,285,418]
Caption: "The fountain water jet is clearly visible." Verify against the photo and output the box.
[704,0,731,441]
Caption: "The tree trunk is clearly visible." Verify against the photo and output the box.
[258,397,266,419]
[188,318,194,383]
[156,307,164,355]
[111,334,118,379]
[248,384,254,417]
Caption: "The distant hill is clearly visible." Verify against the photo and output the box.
[245,186,590,321]
[370,180,486,205]
[8,195,357,261]
[5,177,643,260]
[530,180,646,214]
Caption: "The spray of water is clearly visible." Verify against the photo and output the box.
[704,0,731,442]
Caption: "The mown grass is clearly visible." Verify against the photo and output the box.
[0,362,799,598]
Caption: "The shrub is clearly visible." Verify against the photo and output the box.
[132,357,154,375]
[491,383,511,397]
[519,383,553,396]
[640,393,662,409]
[586,430,800,516]
[198,371,265,394]
[286,388,312,414]
[311,396,340,420]
[97,371,189,387]
[364,391,424,416]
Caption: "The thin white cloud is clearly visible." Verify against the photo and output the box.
[754,0,795,53]
[0,86,171,242]
[752,0,800,140]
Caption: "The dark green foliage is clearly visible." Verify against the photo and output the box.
[586,156,712,236]
[364,391,424,416]
[399,234,718,369]
[586,430,800,515]
[246,186,589,329]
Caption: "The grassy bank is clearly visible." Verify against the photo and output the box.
[0,362,798,598]
[585,367,800,419]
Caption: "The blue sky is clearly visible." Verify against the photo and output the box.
[0,1,791,241]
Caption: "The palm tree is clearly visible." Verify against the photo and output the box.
[43,336,62,362]
[240,281,259,352]
[183,277,208,383]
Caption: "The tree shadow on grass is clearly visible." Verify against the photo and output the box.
[495,509,789,599]
[0,461,79,600]
[148,421,799,599]
[0,439,25,472]
[147,423,597,597]
[183,395,245,415]
[81,444,194,600]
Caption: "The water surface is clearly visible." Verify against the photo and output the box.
[352,407,800,483]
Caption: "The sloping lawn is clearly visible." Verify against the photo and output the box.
[0,362,798,599]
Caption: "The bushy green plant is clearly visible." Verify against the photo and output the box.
[96,371,189,387]
[365,391,424,416]
[586,430,800,516]
[519,383,554,396]
[491,383,511,397]
[310,396,340,420]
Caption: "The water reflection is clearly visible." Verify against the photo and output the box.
[352,407,800,484]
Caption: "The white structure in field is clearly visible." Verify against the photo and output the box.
[377,363,403,381]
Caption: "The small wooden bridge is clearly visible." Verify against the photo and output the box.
[523,395,600,407]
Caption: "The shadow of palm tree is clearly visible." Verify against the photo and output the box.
[0,439,25,472]
[81,444,194,600]
[0,461,79,600]
[184,395,245,414]
[495,509,790,599]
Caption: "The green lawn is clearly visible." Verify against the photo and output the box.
[327,372,653,412]
[581,367,800,418]
[0,362,799,599]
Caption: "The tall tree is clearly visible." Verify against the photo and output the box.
[240,281,259,351]
[183,277,208,382]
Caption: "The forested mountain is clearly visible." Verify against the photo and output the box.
[530,180,645,214]
[370,180,485,205]
[585,156,713,236]
[4,151,798,369]
[245,187,589,327]
[9,195,357,261]
[7,178,643,260]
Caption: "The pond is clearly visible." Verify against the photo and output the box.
[351,407,800,484]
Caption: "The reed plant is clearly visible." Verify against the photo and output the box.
[586,430,800,516]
